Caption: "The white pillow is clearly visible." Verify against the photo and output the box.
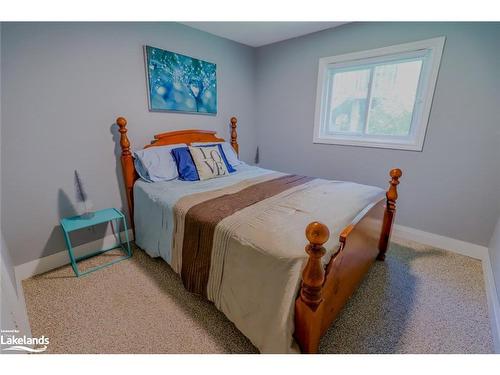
[189,145,230,180]
[191,141,243,167]
[133,143,186,182]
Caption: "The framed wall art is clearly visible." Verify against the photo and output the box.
[144,45,217,114]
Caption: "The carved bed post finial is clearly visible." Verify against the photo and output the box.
[387,168,402,205]
[116,116,136,231]
[377,168,402,260]
[230,117,239,156]
[117,117,130,155]
[301,222,330,309]
[295,221,329,354]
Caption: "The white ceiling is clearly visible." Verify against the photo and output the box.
[181,22,348,47]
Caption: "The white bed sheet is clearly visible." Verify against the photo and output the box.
[133,164,274,264]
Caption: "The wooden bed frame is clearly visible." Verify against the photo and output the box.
[115,116,402,354]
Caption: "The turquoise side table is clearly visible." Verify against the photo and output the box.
[60,208,132,277]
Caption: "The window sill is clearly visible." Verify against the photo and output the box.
[313,136,424,151]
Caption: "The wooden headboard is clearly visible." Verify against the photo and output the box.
[115,116,239,230]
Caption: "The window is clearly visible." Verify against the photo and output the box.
[313,37,445,151]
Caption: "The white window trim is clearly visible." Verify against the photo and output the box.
[312,37,446,151]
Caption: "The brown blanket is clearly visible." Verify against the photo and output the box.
[180,174,314,295]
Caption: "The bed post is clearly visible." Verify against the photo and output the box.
[230,117,239,156]
[116,117,137,232]
[295,221,330,353]
[377,168,402,261]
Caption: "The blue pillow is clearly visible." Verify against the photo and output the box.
[171,147,200,181]
[195,144,236,173]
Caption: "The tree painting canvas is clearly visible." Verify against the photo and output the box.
[144,46,217,114]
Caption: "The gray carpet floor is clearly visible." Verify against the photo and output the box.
[22,242,494,354]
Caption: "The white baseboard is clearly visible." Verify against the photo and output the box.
[391,224,488,260]
[15,224,484,279]
[482,255,500,353]
[14,229,134,282]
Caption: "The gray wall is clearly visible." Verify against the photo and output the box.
[255,22,500,246]
[0,21,17,293]
[1,22,257,265]
[0,21,19,330]
[2,22,499,267]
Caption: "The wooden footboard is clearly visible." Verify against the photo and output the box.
[294,169,402,353]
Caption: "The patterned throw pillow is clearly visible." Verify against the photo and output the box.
[189,145,230,180]
[194,144,236,173]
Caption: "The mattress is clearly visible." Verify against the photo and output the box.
[133,164,385,353]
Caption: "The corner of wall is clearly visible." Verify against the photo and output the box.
[1,235,32,338]
[488,218,500,306]
[486,217,500,352]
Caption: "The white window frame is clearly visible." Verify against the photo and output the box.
[312,37,445,151]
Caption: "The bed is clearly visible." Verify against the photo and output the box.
[115,116,402,353]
